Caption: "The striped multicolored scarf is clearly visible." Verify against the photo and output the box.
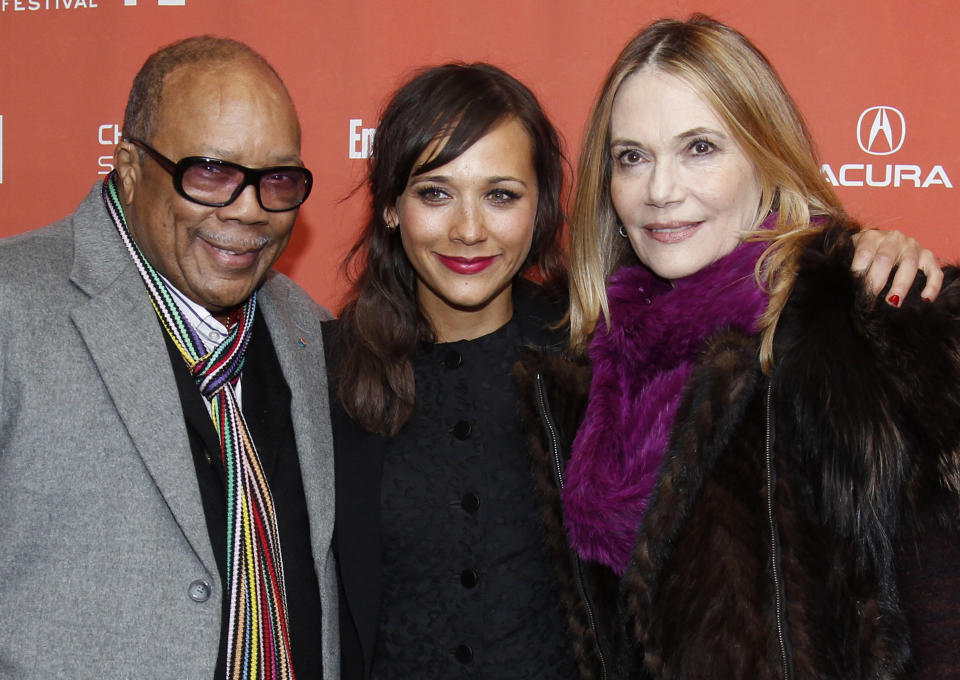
[103,175,296,680]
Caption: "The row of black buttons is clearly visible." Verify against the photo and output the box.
[443,350,472,442]
[445,347,475,666]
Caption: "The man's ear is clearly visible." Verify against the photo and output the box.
[113,140,141,207]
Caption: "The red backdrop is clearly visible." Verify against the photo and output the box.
[2,0,957,310]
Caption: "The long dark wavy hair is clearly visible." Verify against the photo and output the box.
[337,62,567,437]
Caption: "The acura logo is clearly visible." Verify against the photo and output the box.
[857,106,905,156]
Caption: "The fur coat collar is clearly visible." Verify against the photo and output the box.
[564,237,769,573]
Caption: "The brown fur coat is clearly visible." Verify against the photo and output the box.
[517,223,960,679]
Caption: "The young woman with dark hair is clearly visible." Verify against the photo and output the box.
[322,62,576,679]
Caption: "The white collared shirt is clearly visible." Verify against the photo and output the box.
[159,274,243,410]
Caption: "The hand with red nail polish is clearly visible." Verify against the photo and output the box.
[851,228,944,305]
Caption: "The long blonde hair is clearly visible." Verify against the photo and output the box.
[568,15,844,367]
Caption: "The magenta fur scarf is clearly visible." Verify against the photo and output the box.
[564,237,771,574]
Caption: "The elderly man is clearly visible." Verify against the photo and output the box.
[0,37,336,679]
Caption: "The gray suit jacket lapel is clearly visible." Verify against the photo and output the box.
[259,277,335,565]
[67,185,218,576]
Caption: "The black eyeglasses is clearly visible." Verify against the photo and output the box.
[127,138,313,212]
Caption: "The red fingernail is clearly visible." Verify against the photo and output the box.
[922,297,931,303]
[887,294,901,307]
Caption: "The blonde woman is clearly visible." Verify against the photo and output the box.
[518,15,958,680]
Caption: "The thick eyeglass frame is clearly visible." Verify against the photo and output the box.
[126,137,313,212]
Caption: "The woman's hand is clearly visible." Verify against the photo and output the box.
[851,229,943,305]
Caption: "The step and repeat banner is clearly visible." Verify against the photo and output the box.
[1,0,956,309]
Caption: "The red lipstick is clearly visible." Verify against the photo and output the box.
[436,254,497,274]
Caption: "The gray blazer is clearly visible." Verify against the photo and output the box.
[0,184,338,679]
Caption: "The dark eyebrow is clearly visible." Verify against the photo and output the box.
[409,174,530,189]
[409,173,451,184]
[487,176,529,188]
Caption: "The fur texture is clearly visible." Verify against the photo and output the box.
[619,222,960,678]
[518,219,960,679]
[514,352,614,680]
[564,238,769,573]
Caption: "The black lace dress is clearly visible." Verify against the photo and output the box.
[370,318,576,679]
